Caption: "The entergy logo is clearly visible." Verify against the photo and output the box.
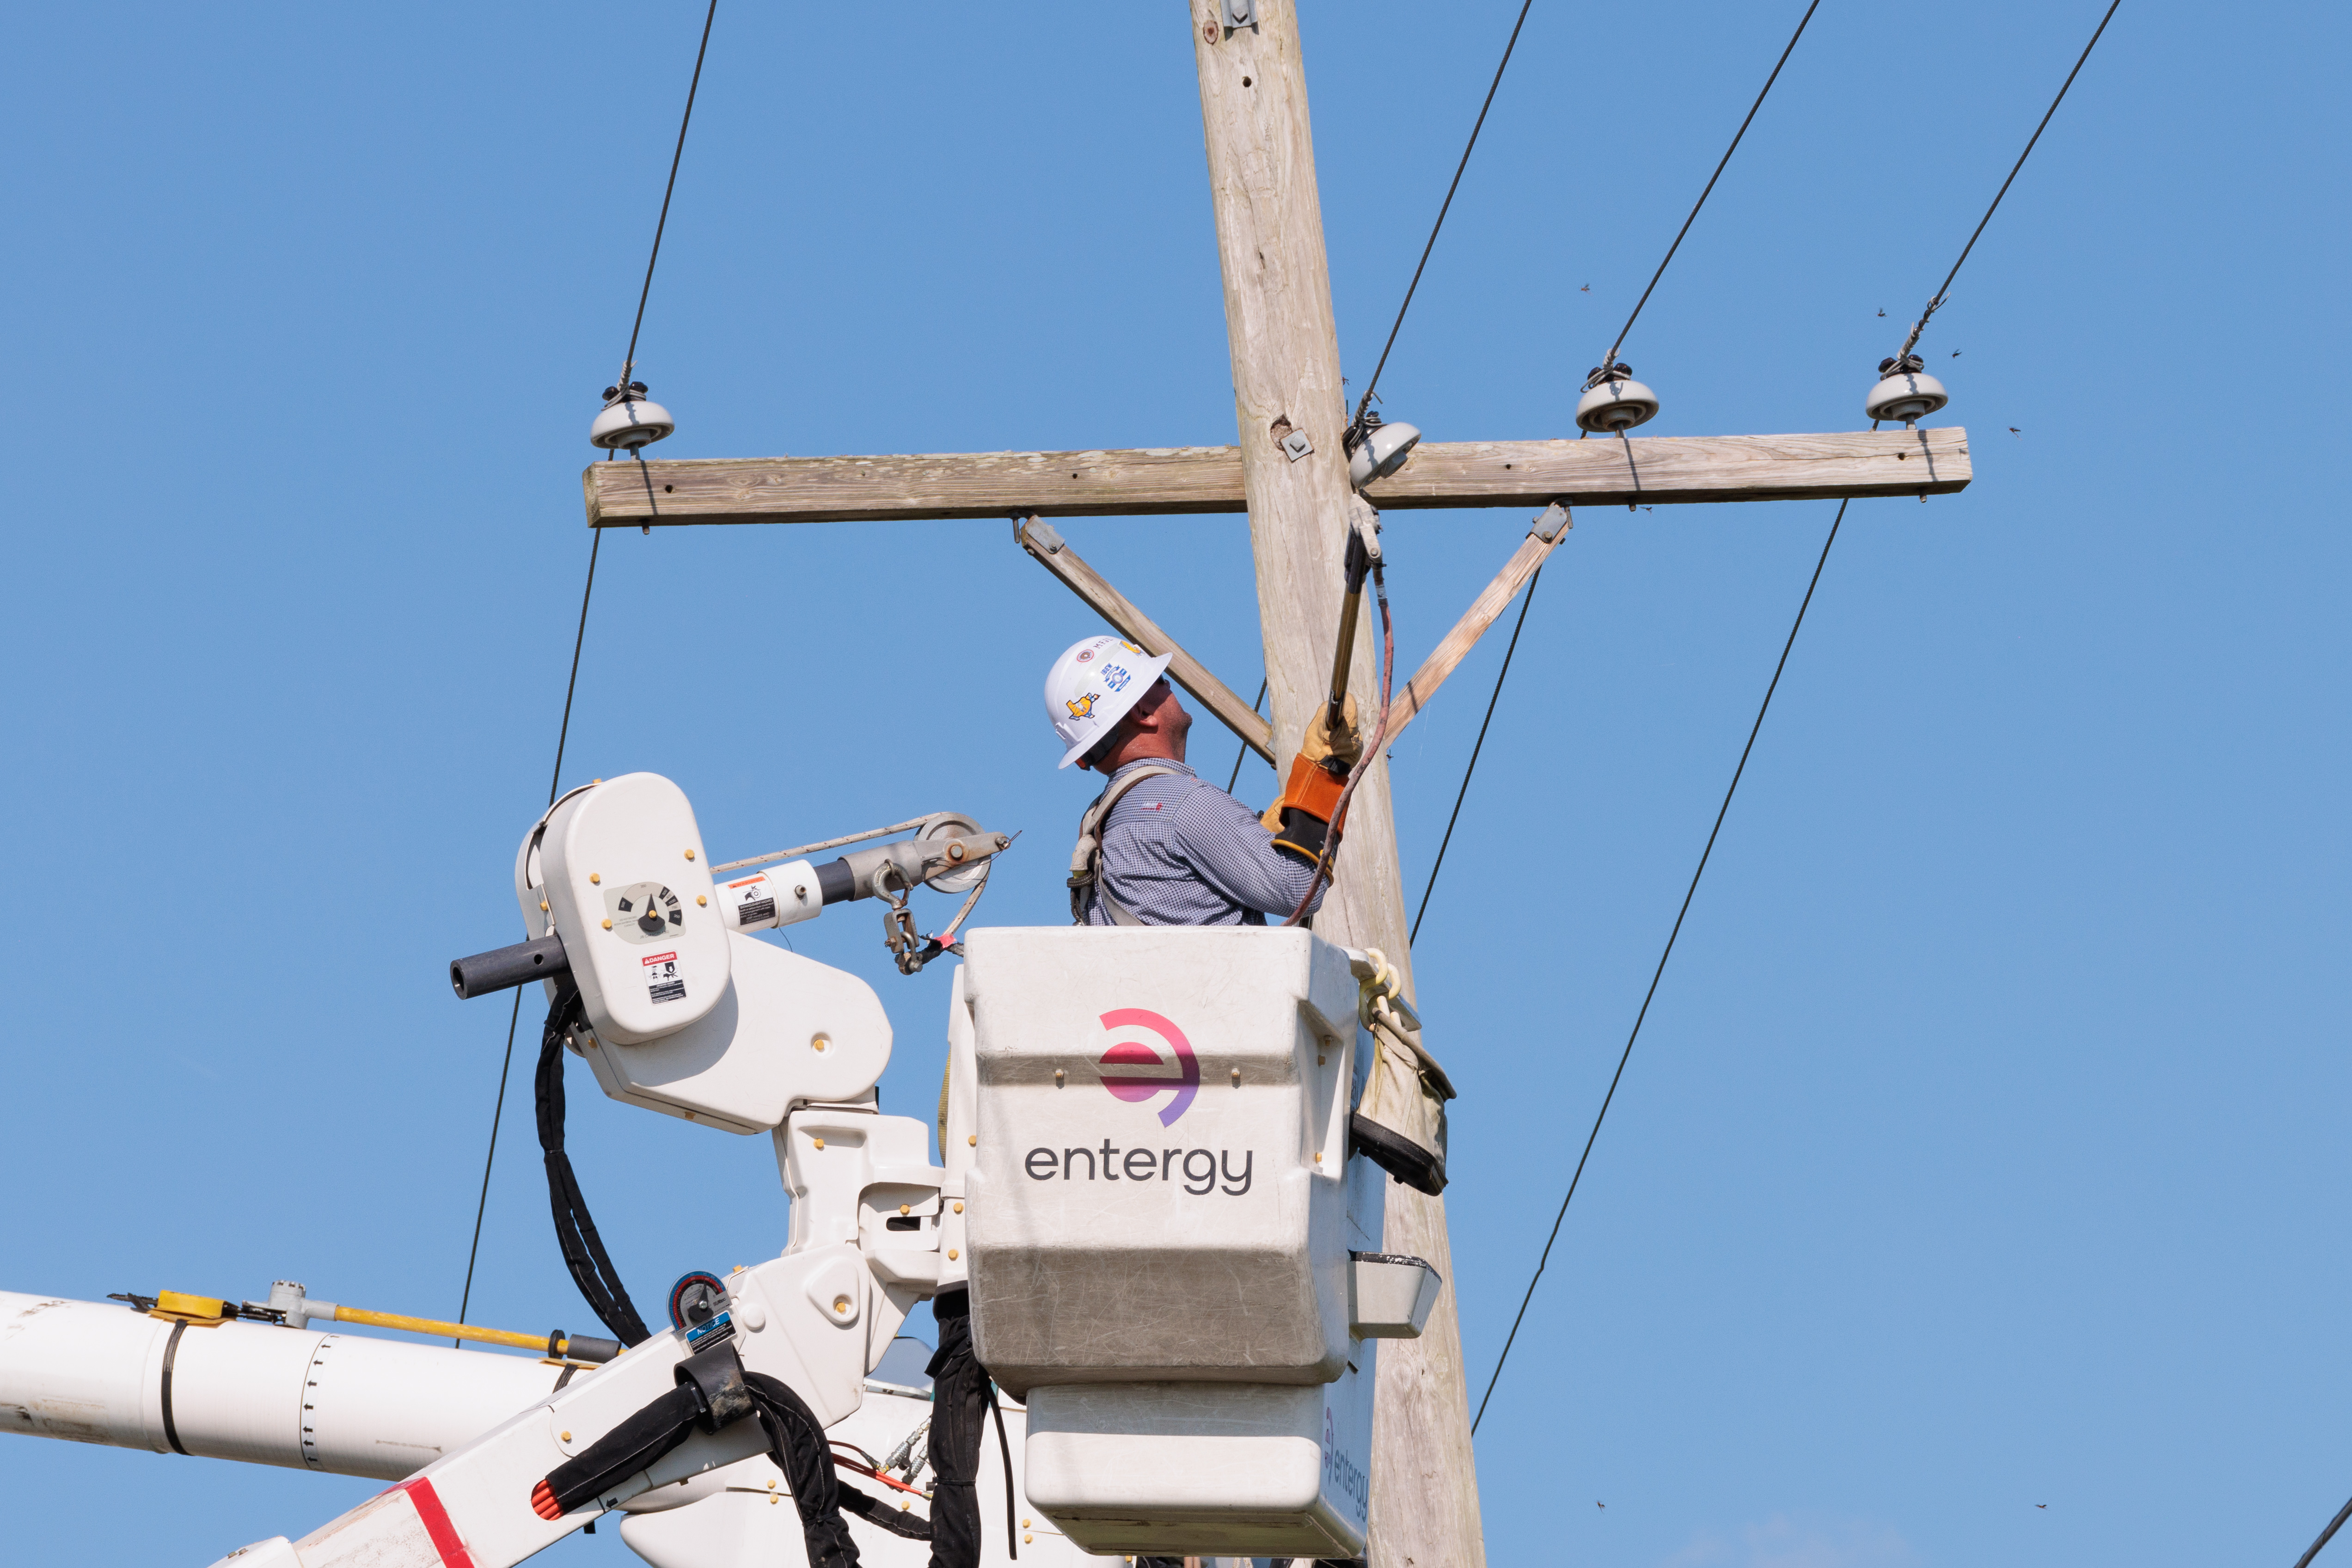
[1094,1007,1199,1127]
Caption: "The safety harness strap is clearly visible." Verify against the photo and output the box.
[1066,764,1185,925]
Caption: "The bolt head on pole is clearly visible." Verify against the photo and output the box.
[1348,419,1421,490]
[590,381,676,451]
[1574,365,1659,433]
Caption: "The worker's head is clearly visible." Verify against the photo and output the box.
[1076,677,1193,772]
[1043,635,1179,770]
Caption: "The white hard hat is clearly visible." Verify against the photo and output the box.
[1043,636,1174,769]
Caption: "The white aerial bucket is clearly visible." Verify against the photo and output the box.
[958,925,1395,1560]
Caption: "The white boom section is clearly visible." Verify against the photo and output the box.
[0,1292,568,1478]
[2,1290,1089,1568]
[241,1108,932,1567]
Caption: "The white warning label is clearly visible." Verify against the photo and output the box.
[725,872,776,928]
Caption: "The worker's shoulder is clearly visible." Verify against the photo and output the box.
[1104,764,1220,825]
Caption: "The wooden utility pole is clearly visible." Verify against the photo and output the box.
[578,13,1973,1559]
[1188,5,1482,1564]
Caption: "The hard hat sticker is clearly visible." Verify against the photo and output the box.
[641,950,686,1004]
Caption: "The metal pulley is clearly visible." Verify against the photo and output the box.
[1574,361,1660,433]
[1345,411,1422,490]
[589,380,676,450]
[1863,355,1948,427]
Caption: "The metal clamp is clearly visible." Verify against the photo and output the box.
[1016,515,1066,555]
[871,865,925,971]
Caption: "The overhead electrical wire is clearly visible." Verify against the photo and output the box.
[1349,0,1537,432]
[1470,0,2126,1427]
[1470,500,1847,1434]
[455,2,722,1332]
[1891,0,2123,362]
[1596,0,1823,373]
[1226,679,1270,794]
[1412,2,1824,945]
[617,0,720,392]
[1409,566,1542,945]
[2293,1492,2352,1568]
[455,530,604,1335]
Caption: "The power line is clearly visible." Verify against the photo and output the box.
[1225,679,1269,793]
[1415,6,1821,943]
[1350,0,1537,431]
[1468,1,2125,1427]
[2293,1492,2352,1568]
[454,0,721,1331]
[1471,500,1846,1434]
[1410,566,1542,945]
[618,0,720,389]
[456,527,604,1334]
[1893,0,2122,362]
[1598,0,1822,372]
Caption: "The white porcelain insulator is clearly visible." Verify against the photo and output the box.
[1574,378,1660,433]
[590,396,676,450]
[1864,370,1948,425]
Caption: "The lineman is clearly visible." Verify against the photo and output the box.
[1047,635,1360,926]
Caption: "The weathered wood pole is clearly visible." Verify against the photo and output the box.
[1187,4,1486,1564]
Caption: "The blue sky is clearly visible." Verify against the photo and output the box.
[4,3,2347,1565]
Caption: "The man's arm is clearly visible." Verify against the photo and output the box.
[1168,784,1328,922]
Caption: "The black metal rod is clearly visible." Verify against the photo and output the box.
[451,935,569,1000]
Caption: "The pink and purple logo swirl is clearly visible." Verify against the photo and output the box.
[1095,1007,1200,1127]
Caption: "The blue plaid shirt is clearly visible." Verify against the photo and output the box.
[1083,758,1327,926]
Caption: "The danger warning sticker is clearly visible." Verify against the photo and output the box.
[642,950,685,1005]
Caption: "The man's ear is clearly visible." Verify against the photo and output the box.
[1129,680,1172,731]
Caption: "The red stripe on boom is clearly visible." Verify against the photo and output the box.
[402,1478,478,1568]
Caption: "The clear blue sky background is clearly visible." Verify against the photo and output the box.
[4,3,2345,1565]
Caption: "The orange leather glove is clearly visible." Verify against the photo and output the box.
[1262,696,1360,862]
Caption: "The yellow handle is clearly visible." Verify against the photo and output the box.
[331,1306,561,1355]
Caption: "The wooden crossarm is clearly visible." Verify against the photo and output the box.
[581,427,1970,528]
[1013,517,1276,764]
[1382,504,1571,750]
